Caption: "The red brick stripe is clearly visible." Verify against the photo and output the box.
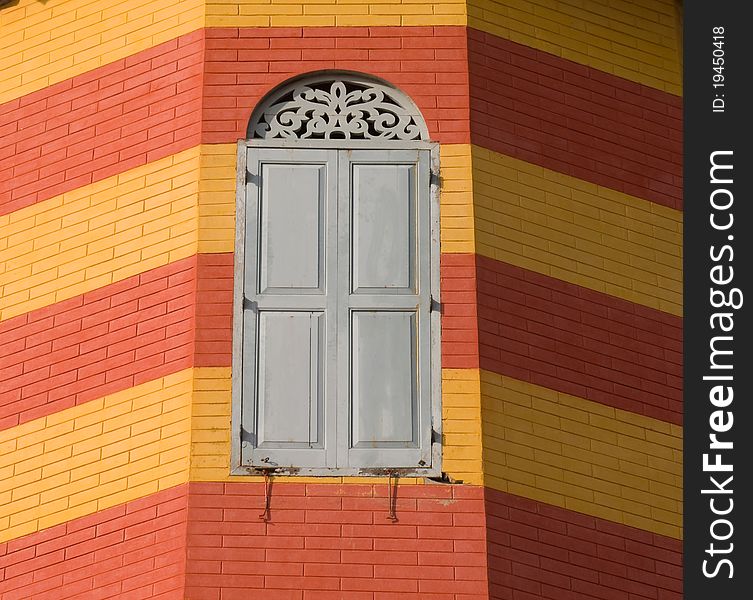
[1,26,682,218]
[0,251,475,430]
[468,29,683,210]
[0,251,681,430]
[0,27,469,217]
[441,253,480,369]
[200,26,470,146]
[0,485,188,600]
[0,257,203,431]
[186,481,488,599]
[0,32,205,217]
[0,479,682,599]
[474,254,682,425]
[194,253,234,368]
[0,250,681,431]
[485,487,682,600]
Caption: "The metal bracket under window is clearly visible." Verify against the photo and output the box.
[258,468,274,522]
[387,472,399,523]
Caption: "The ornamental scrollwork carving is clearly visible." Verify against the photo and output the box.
[251,78,426,140]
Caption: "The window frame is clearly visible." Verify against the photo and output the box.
[231,138,442,477]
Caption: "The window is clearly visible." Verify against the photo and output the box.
[231,75,441,476]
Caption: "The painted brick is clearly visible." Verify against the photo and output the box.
[468,30,682,210]
[441,253,480,369]
[471,145,683,316]
[0,372,193,543]
[201,27,470,145]
[1,27,472,216]
[0,258,199,431]
[474,254,682,424]
[0,485,188,599]
[186,481,487,598]
[439,144,476,254]
[0,148,202,322]
[481,372,682,539]
[485,488,682,600]
[205,0,466,29]
[0,0,205,106]
[468,0,683,95]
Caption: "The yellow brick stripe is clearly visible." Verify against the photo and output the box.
[196,144,237,255]
[0,370,192,544]
[0,143,472,321]
[2,0,681,105]
[0,147,202,321]
[0,366,680,543]
[472,145,683,316]
[0,365,482,542]
[439,145,475,254]
[481,370,682,539]
[0,0,205,105]
[467,0,683,95]
[0,0,466,105]
[191,367,484,485]
[206,0,466,28]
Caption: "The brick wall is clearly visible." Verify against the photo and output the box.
[475,255,682,424]
[201,26,471,145]
[481,372,682,539]
[0,485,188,600]
[0,372,192,543]
[467,0,683,95]
[485,488,682,600]
[0,32,204,216]
[0,0,205,104]
[0,2,685,597]
[468,29,682,209]
[471,146,683,316]
[0,257,197,430]
[0,147,202,322]
[205,0,467,28]
[185,482,488,600]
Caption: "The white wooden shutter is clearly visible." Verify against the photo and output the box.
[337,149,433,469]
[241,146,434,472]
[242,148,337,468]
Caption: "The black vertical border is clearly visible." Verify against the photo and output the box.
[684,3,752,598]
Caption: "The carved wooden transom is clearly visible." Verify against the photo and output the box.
[250,76,428,140]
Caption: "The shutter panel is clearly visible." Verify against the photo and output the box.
[337,149,433,469]
[242,148,337,468]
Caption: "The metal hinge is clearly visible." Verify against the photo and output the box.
[247,171,260,185]
[429,295,441,313]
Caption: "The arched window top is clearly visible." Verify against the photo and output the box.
[248,72,430,141]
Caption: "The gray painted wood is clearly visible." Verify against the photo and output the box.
[256,311,323,447]
[338,149,432,469]
[351,164,414,293]
[259,163,324,293]
[236,143,438,474]
[351,311,417,446]
[242,148,337,469]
